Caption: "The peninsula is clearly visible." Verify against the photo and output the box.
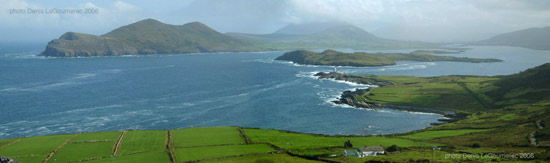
[275,49,501,67]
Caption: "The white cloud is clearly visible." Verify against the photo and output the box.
[0,0,142,42]
[0,0,549,42]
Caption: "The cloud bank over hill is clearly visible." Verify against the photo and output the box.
[1,0,549,42]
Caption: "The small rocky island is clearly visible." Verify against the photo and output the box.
[275,49,502,67]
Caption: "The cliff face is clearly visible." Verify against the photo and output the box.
[40,32,138,57]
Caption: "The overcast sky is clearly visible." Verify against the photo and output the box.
[1,0,549,42]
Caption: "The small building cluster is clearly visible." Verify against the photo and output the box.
[343,145,385,157]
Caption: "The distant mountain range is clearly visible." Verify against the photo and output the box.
[40,19,550,57]
[40,19,436,57]
[474,26,550,50]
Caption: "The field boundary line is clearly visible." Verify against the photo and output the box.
[43,133,80,163]
[112,131,127,156]
[238,127,251,144]
[11,154,40,158]
[174,143,245,149]
[0,139,20,149]
[457,82,491,109]
[166,130,176,162]
[178,151,279,163]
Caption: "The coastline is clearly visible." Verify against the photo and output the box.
[315,71,468,125]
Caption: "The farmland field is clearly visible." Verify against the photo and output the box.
[400,129,493,140]
[171,127,243,147]
[117,130,166,154]
[174,144,275,162]
[244,129,439,149]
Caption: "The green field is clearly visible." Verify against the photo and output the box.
[400,129,492,140]
[244,129,439,149]
[118,130,166,154]
[51,141,115,162]
[174,144,275,162]
[71,131,122,142]
[172,127,243,147]
[201,153,322,163]
[87,151,171,163]
[0,134,75,158]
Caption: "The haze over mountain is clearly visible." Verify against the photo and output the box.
[228,22,436,50]
[272,22,352,35]
[474,26,550,50]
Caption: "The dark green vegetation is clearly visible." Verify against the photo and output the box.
[475,26,550,50]
[332,63,550,113]
[276,49,501,67]
[40,19,258,57]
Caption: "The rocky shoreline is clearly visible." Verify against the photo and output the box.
[315,71,468,124]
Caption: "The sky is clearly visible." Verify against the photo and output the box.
[1,0,549,43]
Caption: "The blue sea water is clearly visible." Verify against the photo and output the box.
[0,45,549,139]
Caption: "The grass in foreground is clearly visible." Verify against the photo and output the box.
[51,141,115,162]
[244,129,440,149]
[171,127,243,147]
[174,144,275,162]
[86,151,171,163]
[118,130,166,154]
[0,134,74,157]
[201,153,322,163]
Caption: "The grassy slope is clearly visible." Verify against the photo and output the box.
[174,144,275,162]
[275,49,501,67]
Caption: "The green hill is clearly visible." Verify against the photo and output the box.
[41,19,259,57]
[275,49,501,67]
[488,63,550,106]
[475,26,550,50]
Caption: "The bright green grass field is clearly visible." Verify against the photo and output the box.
[400,129,492,140]
[174,144,275,162]
[118,130,166,154]
[0,134,75,157]
[201,153,322,163]
[10,156,45,163]
[86,151,171,163]
[244,129,439,149]
[0,138,17,148]
[172,127,244,147]
[71,131,122,142]
[51,141,115,162]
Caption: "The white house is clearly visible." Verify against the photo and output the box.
[358,146,385,156]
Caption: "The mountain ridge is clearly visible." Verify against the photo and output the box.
[41,19,258,57]
[474,26,550,50]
